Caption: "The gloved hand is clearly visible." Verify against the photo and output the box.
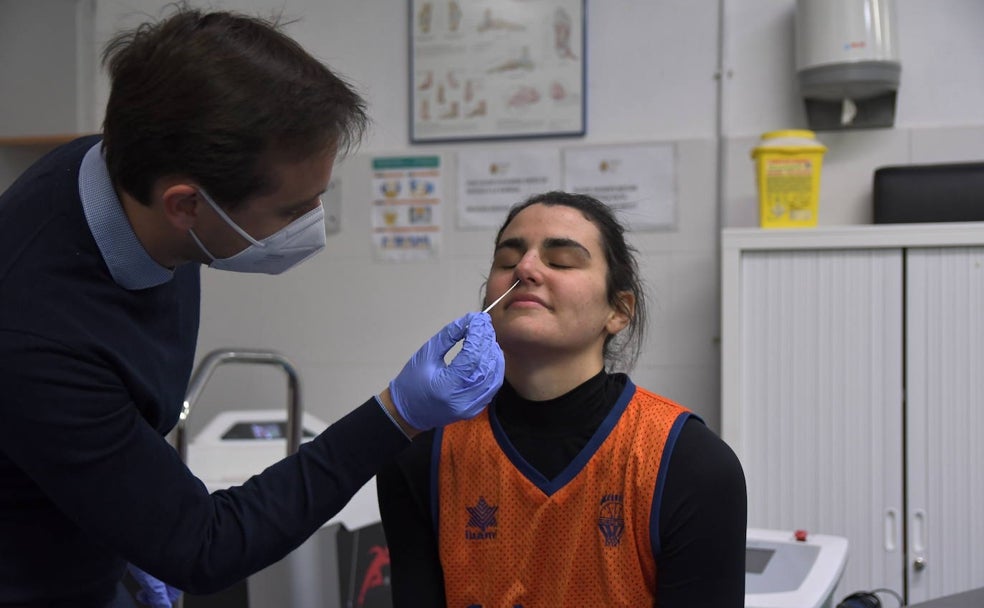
[127,563,182,608]
[389,312,505,431]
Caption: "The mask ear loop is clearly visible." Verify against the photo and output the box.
[197,189,265,247]
[188,229,217,262]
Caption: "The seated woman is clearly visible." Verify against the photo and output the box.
[377,191,746,607]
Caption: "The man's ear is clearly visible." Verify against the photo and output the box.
[606,290,635,335]
[161,184,202,231]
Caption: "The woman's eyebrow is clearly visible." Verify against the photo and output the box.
[495,237,527,252]
[543,237,591,257]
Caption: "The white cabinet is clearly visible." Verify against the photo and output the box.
[0,0,95,138]
[0,0,95,191]
[721,224,984,605]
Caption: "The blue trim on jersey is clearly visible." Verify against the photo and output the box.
[487,379,639,497]
[649,411,701,557]
[430,427,445,537]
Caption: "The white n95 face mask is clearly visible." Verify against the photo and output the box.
[189,189,327,275]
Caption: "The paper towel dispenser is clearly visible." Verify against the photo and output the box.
[795,0,901,130]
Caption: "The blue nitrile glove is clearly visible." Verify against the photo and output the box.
[389,312,505,431]
[127,563,182,608]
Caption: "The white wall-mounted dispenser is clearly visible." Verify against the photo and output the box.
[795,0,901,130]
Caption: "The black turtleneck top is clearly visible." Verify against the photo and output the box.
[377,371,746,607]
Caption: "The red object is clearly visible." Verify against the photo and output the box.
[358,545,390,607]
[794,529,808,542]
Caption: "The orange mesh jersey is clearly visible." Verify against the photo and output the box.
[433,380,694,607]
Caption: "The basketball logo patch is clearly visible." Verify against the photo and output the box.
[598,493,625,547]
[465,496,498,540]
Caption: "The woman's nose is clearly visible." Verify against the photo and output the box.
[514,251,543,283]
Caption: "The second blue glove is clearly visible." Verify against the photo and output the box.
[127,563,182,608]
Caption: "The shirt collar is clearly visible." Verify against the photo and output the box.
[79,142,174,290]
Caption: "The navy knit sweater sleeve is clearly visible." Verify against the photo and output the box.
[0,138,409,605]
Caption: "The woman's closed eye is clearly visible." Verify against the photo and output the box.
[493,249,522,269]
[492,239,590,269]
[544,247,588,269]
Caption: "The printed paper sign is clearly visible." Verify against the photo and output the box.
[370,156,442,261]
[563,143,676,231]
[456,148,561,228]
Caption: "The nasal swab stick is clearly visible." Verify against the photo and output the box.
[482,279,521,314]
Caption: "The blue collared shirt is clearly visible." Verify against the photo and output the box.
[78,142,174,290]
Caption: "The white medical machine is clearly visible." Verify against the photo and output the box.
[176,349,382,608]
[186,409,323,492]
[184,408,385,608]
[745,528,849,608]
[185,408,382,530]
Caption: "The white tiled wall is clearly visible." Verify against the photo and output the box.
[725,126,984,229]
[12,0,975,441]
[192,139,725,435]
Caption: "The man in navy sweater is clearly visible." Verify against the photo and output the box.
[0,6,504,607]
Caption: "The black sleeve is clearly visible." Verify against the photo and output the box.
[655,417,747,607]
[376,430,447,608]
[0,330,410,594]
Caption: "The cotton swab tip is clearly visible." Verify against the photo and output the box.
[482,279,521,314]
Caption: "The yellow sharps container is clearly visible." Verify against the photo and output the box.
[751,130,827,228]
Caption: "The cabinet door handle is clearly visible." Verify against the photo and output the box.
[884,508,899,551]
[911,508,927,575]
[912,509,926,552]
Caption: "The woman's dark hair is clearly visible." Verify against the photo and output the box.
[101,2,368,208]
[494,191,648,372]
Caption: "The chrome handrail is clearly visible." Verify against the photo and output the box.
[175,349,303,462]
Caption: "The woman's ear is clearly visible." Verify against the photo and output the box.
[606,290,635,335]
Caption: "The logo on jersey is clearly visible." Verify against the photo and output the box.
[598,493,625,547]
[465,496,498,540]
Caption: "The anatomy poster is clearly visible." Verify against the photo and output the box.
[370,156,442,261]
[410,0,585,142]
